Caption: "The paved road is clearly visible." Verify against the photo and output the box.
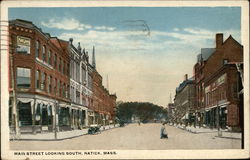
[10,123,241,150]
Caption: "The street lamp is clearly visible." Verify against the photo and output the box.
[217,94,222,137]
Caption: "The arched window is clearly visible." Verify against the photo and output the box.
[42,45,46,62]
[48,50,52,65]
[36,70,40,89]
[36,41,40,58]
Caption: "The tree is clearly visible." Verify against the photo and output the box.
[116,102,168,123]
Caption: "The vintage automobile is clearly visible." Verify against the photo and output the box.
[88,124,101,134]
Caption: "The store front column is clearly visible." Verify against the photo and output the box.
[85,110,88,127]
[32,100,36,134]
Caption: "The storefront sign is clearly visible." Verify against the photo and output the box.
[17,36,31,54]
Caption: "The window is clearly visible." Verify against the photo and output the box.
[42,46,46,62]
[35,41,40,58]
[17,67,31,88]
[54,78,57,95]
[54,54,57,68]
[223,59,228,65]
[16,36,30,54]
[59,58,61,72]
[48,50,51,65]
[66,85,69,99]
[58,80,60,96]
[67,63,70,76]
[82,67,86,85]
[48,76,52,93]
[62,60,64,74]
[62,83,65,98]
[36,70,40,89]
[41,72,45,90]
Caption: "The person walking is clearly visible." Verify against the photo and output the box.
[160,123,168,139]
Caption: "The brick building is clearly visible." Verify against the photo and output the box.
[174,74,196,125]
[166,103,175,123]
[91,50,117,126]
[8,19,117,135]
[194,33,243,131]
[8,19,70,133]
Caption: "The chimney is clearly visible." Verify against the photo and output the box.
[184,74,188,81]
[216,33,223,48]
[77,42,82,52]
[69,38,73,45]
[92,46,96,69]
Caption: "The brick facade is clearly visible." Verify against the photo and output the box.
[194,33,243,130]
[8,19,117,134]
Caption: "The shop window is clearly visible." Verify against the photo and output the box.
[18,102,32,126]
[17,67,31,88]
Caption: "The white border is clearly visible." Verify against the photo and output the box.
[1,0,249,159]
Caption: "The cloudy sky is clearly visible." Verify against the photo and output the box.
[9,7,241,107]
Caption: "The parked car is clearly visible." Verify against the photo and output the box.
[88,124,101,134]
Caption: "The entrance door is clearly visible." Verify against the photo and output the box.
[18,102,32,126]
[41,105,48,125]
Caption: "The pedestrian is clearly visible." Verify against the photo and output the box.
[160,123,168,139]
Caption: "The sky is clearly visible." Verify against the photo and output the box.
[9,7,241,107]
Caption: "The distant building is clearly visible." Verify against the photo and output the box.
[174,74,196,125]
[167,103,175,123]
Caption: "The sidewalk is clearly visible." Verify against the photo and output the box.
[171,124,241,139]
[10,124,120,141]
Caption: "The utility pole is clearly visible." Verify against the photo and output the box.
[217,95,222,137]
[10,34,20,139]
[54,103,58,139]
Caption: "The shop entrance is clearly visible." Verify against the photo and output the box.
[18,102,32,126]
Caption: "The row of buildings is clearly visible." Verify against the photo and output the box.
[8,19,116,134]
[168,33,243,131]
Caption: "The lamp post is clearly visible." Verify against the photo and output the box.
[10,34,20,139]
[54,103,58,139]
[217,93,222,137]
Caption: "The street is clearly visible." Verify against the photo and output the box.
[10,123,241,150]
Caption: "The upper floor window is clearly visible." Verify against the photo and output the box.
[82,67,86,84]
[58,80,60,96]
[48,76,52,93]
[16,36,30,54]
[54,54,57,69]
[59,58,61,72]
[62,60,64,74]
[54,78,57,95]
[36,70,40,89]
[41,72,45,90]
[42,46,46,62]
[35,40,40,57]
[223,59,228,65]
[48,50,52,65]
[17,67,30,88]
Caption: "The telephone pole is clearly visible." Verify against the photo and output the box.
[10,34,20,139]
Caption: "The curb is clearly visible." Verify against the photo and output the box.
[10,126,120,141]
